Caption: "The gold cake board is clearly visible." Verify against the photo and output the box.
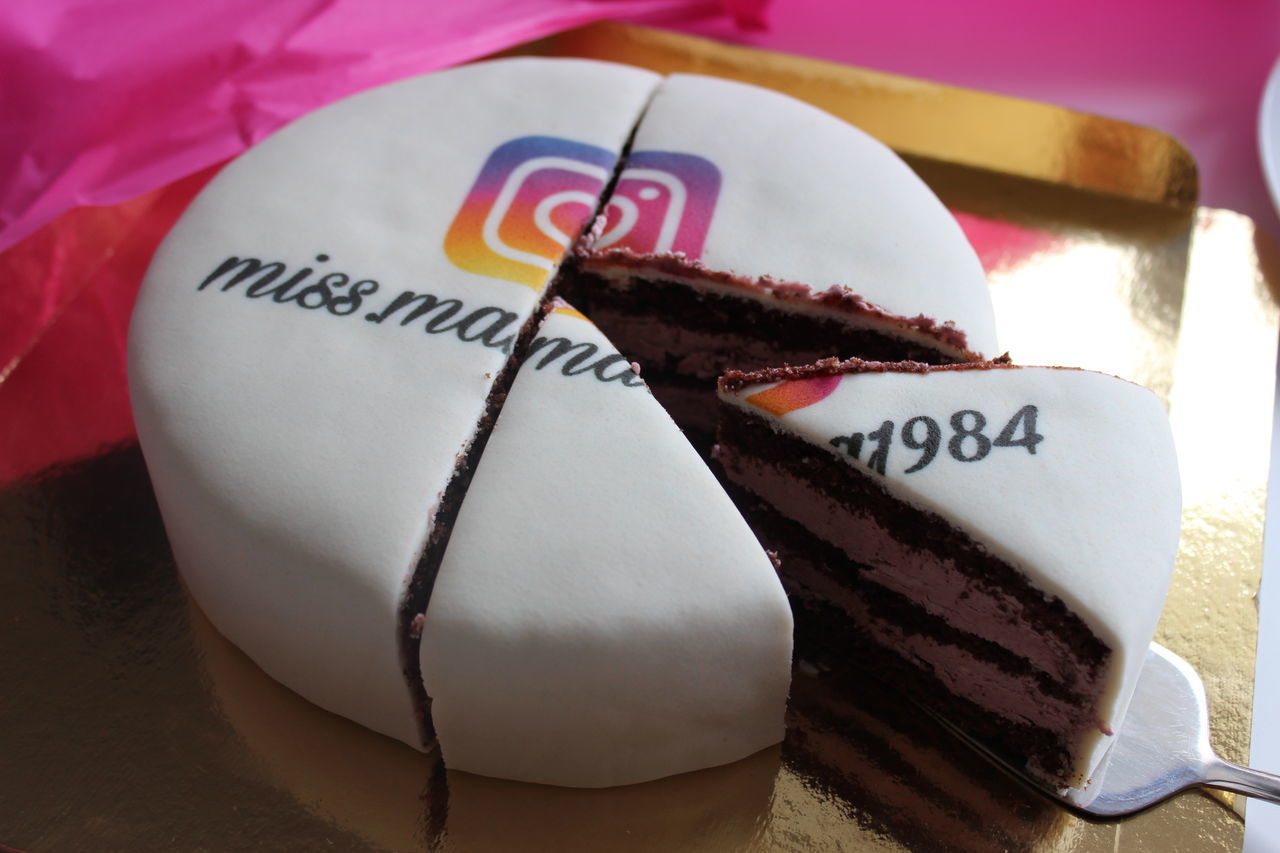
[1,21,1274,853]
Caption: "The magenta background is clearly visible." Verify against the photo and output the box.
[672,0,1280,237]
[3,0,1278,255]
[0,0,736,255]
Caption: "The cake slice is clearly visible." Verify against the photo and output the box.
[565,74,999,434]
[419,303,793,787]
[128,58,660,748]
[715,358,1181,787]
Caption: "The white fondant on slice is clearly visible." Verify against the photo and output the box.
[129,58,660,747]
[719,365,1181,781]
[421,306,793,787]
[613,74,998,356]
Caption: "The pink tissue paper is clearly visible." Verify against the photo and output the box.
[0,0,747,257]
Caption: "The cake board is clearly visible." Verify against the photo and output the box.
[0,22,1274,853]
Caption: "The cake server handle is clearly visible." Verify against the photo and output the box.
[1200,757,1280,804]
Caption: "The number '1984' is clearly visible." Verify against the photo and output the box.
[828,405,1043,476]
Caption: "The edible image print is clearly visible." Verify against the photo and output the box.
[595,151,720,257]
[445,136,618,289]
[829,405,1044,476]
[744,376,840,415]
[445,139,722,288]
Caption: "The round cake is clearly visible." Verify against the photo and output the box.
[715,358,1182,787]
[127,55,1174,791]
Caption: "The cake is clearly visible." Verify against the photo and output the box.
[714,358,1182,788]
[563,73,999,435]
[419,302,791,787]
[127,54,1088,790]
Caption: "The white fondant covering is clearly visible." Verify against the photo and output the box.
[421,307,793,787]
[131,57,1012,787]
[719,365,1181,782]
[612,74,999,357]
[129,58,660,747]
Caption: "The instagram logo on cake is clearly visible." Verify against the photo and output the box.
[745,376,840,415]
[594,151,720,258]
[445,136,618,289]
[446,139,721,288]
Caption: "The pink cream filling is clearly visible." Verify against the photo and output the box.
[786,553,1094,739]
[718,443,1102,698]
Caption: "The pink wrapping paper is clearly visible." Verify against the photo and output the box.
[670,0,1280,238]
[0,0,751,481]
[0,0,742,257]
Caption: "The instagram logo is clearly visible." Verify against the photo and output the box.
[745,375,840,415]
[446,139,721,288]
[445,136,618,289]
[594,151,720,258]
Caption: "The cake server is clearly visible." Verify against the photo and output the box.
[929,643,1280,817]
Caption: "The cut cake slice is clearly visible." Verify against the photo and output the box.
[715,358,1181,787]
[420,303,794,787]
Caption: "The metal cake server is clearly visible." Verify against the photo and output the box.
[930,643,1280,817]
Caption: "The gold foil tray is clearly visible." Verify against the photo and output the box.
[512,23,1199,210]
[2,22,1275,853]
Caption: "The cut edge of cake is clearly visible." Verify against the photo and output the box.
[714,356,1182,789]
[576,245,983,357]
[555,70,1000,439]
[128,55,1052,791]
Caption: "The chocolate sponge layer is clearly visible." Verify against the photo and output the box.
[716,404,1111,786]
[558,266,968,438]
